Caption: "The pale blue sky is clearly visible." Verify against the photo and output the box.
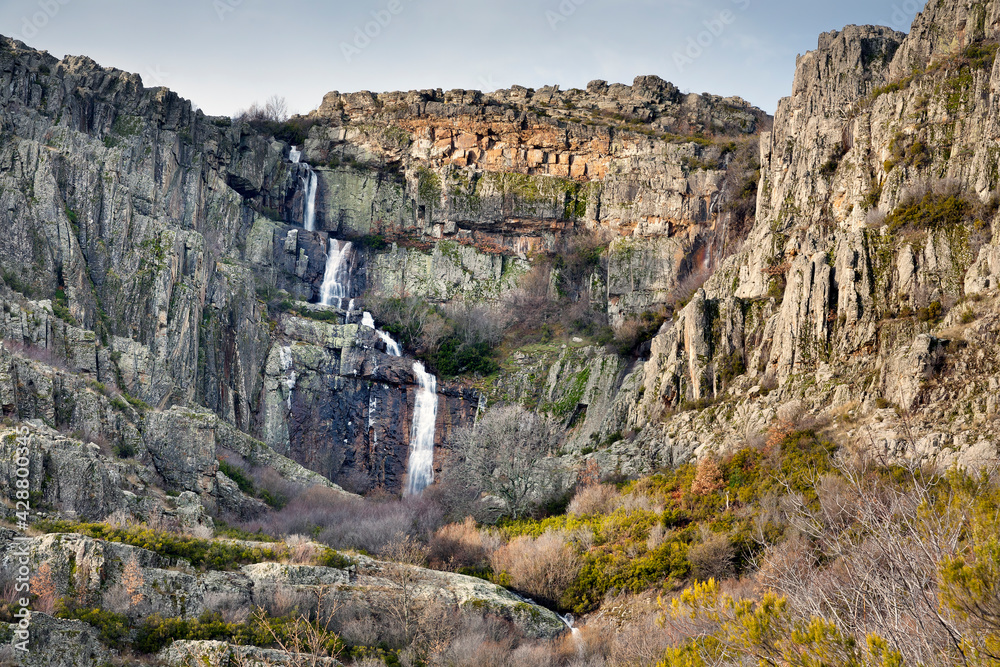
[0,0,924,116]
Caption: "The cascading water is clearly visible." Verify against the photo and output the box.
[361,311,402,357]
[560,614,583,652]
[290,146,318,231]
[303,169,318,232]
[320,240,353,308]
[405,362,438,496]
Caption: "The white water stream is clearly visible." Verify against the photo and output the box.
[319,240,353,308]
[405,361,438,497]
[361,311,402,357]
[316,236,440,498]
[290,146,318,231]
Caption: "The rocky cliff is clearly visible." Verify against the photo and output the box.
[0,32,769,495]
[571,2,1000,475]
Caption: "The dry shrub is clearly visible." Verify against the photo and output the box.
[121,555,145,607]
[427,517,500,571]
[582,600,677,667]
[688,529,735,581]
[353,658,388,667]
[103,585,132,615]
[340,616,381,647]
[489,533,581,608]
[577,459,601,488]
[690,457,723,496]
[29,562,57,614]
[429,631,517,667]
[670,266,712,308]
[617,492,661,514]
[567,484,621,517]
[104,507,135,528]
[266,585,311,618]
[765,418,796,453]
[2,339,76,372]
[646,524,669,552]
[285,534,322,564]
[426,615,522,666]
[243,486,443,556]
[0,569,17,605]
[382,535,430,569]
[203,591,250,624]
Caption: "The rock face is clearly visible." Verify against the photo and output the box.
[6,0,1000,516]
[0,531,565,662]
[7,613,114,667]
[563,4,1000,473]
[0,32,770,492]
[299,79,768,324]
[260,318,478,491]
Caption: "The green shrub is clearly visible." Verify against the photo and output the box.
[134,612,261,655]
[52,287,77,326]
[36,521,288,570]
[219,460,255,495]
[965,41,999,70]
[427,336,499,378]
[885,193,970,234]
[917,300,944,323]
[57,606,129,649]
[1,270,34,297]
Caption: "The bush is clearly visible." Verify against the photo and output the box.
[427,517,499,572]
[219,459,255,495]
[885,192,970,234]
[490,533,581,610]
[688,530,735,581]
[36,521,288,570]
[242,486,444,557]
[567,485,621,517]
[57,606,130,649]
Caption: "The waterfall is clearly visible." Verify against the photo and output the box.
[405,361,438,496]
[362,311,402,357]
[559,614,584,653]
[289,146,318,231]
[320,240,353,308]
[303,168,318,232]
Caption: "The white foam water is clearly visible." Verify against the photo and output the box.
[405,362,438,496]
[278,346,297,409]
[303,168,318,232]
[319,240,353,308]
[361,311,403,357]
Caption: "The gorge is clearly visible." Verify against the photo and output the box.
[4,0,1000,664]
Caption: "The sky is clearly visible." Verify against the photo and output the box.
[0,0,924,117]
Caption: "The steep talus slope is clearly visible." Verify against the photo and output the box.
[581,1,1000,474]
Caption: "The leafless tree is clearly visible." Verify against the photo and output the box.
[253,584,342,667]
[446,405,563,520]
[236,95,290,124]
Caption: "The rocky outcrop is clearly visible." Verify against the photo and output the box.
[5,613,114,667]
[0,532,565,647]
[299,78,767,320]
[569,5,1000,472]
